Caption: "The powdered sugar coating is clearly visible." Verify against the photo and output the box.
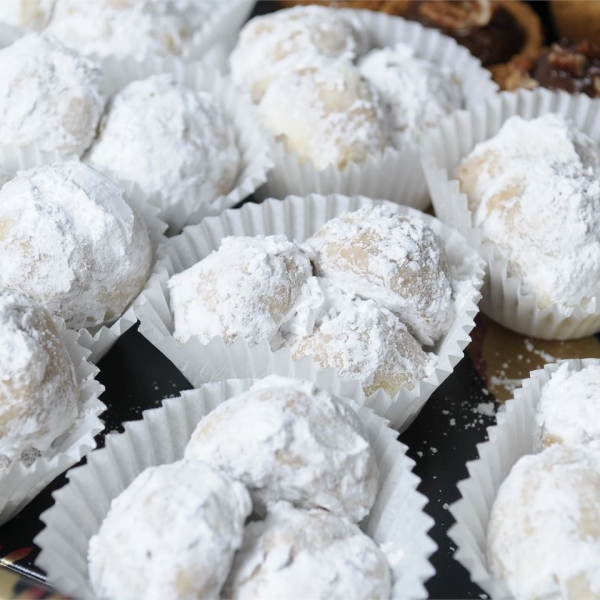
[87,74,240,217]
[224,503,392,600]
[47,0,223,61]
[0,0,55,29]
[458,114,600,310]
[0,288,78,461]
[0,33,105,156]
[185,376,378,522]
[0,160,153,329]
[359,43,462,147]
[88,460,252,600]
[231,5,365,102]
[536,362,600,449]
[305,205,454,345]
[285,278,433,396]
[487,444,600,600]
[258,61,388,171]
[169,235,313,346]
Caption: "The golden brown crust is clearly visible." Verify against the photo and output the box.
[550,0,600,47]
[490,54,539,91]
[275,1,411,17]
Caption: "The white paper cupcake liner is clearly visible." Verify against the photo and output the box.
[0,317,105,525]
[97,61,273,235]
[0,0,255,68]
[447,358,600,598]
[421,88,600,340]
[35,378,436,599]
[71,181,168,364]
[134,193,484,431]
[256,8,498,209]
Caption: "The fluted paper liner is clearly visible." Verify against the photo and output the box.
[98,61,273,234]
[257,8,498,209]
[35,378,436,599]
[422,88,600,339]
[134,194,484,431]
[447,358,600,598]
[0,317,105,525]
[0,0,255,70]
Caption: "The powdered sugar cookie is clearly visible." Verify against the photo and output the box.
[0,0,54,29]
[88,460,252,600]
[224,502,392,600]
[185,376,378,522]
[0,160,152,329]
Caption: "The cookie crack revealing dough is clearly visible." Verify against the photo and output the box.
[0,0,55,30]
[281,278,434,397]
[0,33,105,157]
[230,5,366,102]
[458,113,600,310]
[185,376,378,523]
[224,502,392,600]
[0,288,78,463]
[88,461,252,600]
[169,235,313,346]
[304,204,455,345]
[0,160,153,329]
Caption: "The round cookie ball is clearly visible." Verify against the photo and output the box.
[231,5,365,102]
[305,205,454,345]
[87,74,240,223]
[0,160,153,329]
[287,279,432,396]
[88,460,252,600]
[168,235,313,346]
[359,43,462,146]
[536,362,600,449]
[0,33,105,157]
[457,114,600,309]
[47,0,220,61]
[224,503,392,600]
[0,0,55,29]
[487,444,600,600]
[258,60,388,171]
[185,375,378,522]
[0,287,78,461]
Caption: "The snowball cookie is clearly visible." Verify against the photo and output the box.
[0,161,153,329]
[0,33,105,157]
[224,503,392,600]
[535,362,600,449]
[231,5,365,102]
[87,74,240,219]
[0,0,55,29]
[286,279,432,396]
[88,461,252,600]
[305,205,454,345]
[487,444,600,600]
[0,288,78,462]
[258,61,388,171]
[457,114,600,309]
[359,43,462,147]
[185,376,378,522]
[168,235,313,346]
[47,0,222,61]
